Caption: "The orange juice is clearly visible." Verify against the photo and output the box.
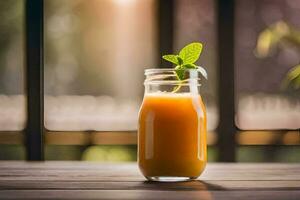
[138,92,207,180]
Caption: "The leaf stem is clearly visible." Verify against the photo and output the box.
[172,70,182,93]
[172,85,182,93]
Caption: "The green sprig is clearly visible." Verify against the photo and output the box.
[162,42,207,92]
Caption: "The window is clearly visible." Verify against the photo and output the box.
[0,0,25,131]
[44,0,157,131]
[0,0,299,162]
[235,0,300,130]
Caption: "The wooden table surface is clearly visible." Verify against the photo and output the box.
[0,162,299,200]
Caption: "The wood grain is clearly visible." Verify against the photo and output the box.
[0,162,299,199]
[0,190,300,200]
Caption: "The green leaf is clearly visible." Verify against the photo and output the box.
[175,65,185,80]
[162,54,179,65]
[179,42,203,64]
[183,63,197,69]
[161,42,207,92]
[176,56,183,65]
[287,65,300,90]
[281,65,300,90]
[293,76,300,89]
[287,65,300,81]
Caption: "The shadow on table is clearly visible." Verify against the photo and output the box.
[141,180,223,200]
[142,180,225,191]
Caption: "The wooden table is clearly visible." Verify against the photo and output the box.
[0,162,299,200]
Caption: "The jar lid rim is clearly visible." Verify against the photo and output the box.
[145,68,201,75]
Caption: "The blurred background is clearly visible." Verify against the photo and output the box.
[0,0,299,162]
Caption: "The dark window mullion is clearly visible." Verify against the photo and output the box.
[157,0,174,68]
[216,0,236,162]
[25,0,44,161]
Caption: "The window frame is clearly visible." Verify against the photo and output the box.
[0,0,297,161]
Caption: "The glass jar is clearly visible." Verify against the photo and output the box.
[138,68,207,182]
